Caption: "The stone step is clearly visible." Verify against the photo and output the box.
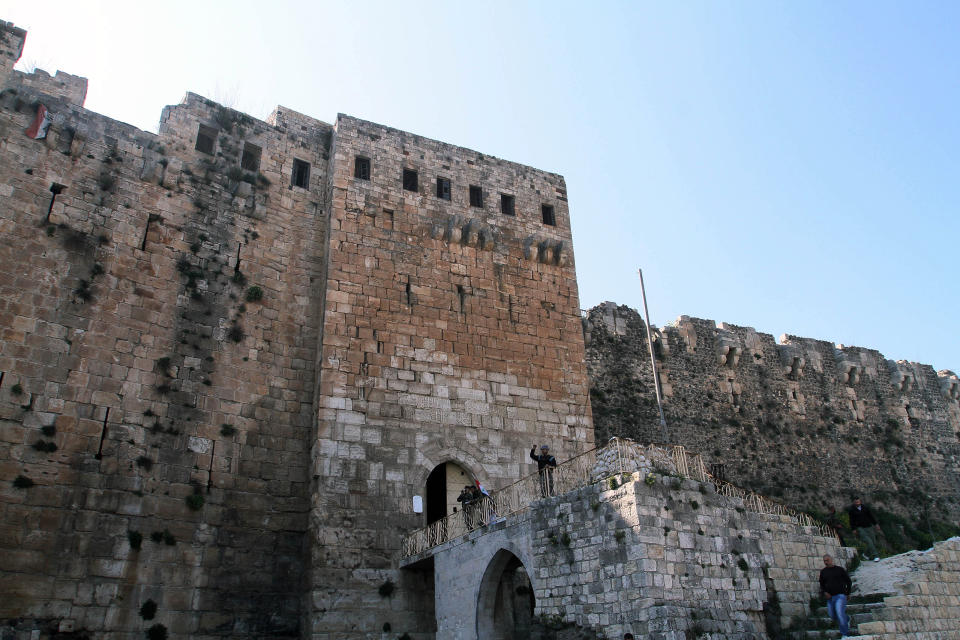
[810,610,877,625]
[813,600,886,617]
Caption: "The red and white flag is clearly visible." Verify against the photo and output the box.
[25,104,51,140]
[475,480,490,497]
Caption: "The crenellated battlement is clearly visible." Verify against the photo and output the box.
[585,301,960,523]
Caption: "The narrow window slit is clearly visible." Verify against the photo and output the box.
[140,214,160,252]
[405,278,412,307]
[207,441,216,491]
[46,183,65,223]
[95,407,110,460]
[456,285,466,313]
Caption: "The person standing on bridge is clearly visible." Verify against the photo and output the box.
[530,444,557,497]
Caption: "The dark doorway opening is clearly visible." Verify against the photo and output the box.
[425,465,447,525]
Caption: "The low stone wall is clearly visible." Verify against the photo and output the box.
[529,472,851,639]
[856,538,960,639]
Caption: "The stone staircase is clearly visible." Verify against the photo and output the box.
[786,594,893,639]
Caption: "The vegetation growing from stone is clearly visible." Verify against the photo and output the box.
[31,440,57,452]
[227,324,245,342]
[139,599,157,620]
[377,579,395,597]
[244,285,263,302]
[150,529,176,546]
[146,623,167,640]
[13,475,34,488]
[185,493,205,511]
[127,531,143,551]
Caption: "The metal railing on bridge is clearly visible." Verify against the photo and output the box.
[400,437,836,557]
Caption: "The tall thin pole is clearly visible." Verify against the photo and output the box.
[638,269,668,442]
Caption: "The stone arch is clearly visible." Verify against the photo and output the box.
[411,442,490,492]
[413,442,490,527]
[476,547,537,639]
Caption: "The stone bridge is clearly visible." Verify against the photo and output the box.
[399,466,850,640]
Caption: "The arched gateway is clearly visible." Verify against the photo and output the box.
[476,549,536,639]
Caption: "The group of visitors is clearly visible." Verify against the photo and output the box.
[456,484,487,528]
[819,496,884,638]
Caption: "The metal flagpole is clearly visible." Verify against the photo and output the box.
[638,269,668,442]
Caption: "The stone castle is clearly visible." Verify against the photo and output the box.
[1,19,958,640]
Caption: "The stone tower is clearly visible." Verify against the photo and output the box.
[0,19,592,639]
[309,115,593,634]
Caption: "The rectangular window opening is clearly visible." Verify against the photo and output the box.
[402,168,418,192]
[354,156,371,180]
[291,159,310,189]
[436,177,451,200]
[241,143,262,172]
[469,185,483,208]
[500,194,515,216]
[195,124,218,155]
[541,204,556,226]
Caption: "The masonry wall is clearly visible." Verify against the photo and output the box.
[856,538,960,639]
[308,114,593,637]
[584,302,960,523]
[429,466,850,640]
[0,60,330,638]
[529,472,850,639]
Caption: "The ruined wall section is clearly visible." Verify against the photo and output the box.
[308,114,592,637]
[7,69,88,108]
[0,79,330,637]
[584,302,960,522]
[0,21,25,87]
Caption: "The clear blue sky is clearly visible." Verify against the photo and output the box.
[3,1,957,372]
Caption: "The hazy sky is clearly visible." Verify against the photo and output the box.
[3,1,957,372]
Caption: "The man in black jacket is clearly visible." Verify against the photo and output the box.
[530,444,557,497]
[819,554,852,637]
[848,497,881,561]
[457,485,475,528]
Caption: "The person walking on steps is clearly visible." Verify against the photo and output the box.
[530,444,557,497]
[820,554,853,637]
[848,497,881,561]
[826,506,847,546]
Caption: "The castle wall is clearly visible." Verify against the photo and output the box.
[0,74,330,637]
[584,302,960,523]
[307,113,593,637]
